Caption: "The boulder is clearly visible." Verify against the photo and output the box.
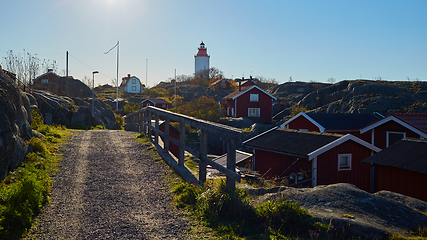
[0,69,33,180]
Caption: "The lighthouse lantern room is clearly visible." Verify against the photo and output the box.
[194,41,210,73]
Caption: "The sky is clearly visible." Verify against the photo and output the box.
[1,0,426,87]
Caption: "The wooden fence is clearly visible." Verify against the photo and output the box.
[123,106,243,191]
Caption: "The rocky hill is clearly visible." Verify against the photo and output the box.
[269,80,427,121]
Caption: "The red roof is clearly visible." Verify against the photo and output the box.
[391,113,427,134]
[195,48,209,57]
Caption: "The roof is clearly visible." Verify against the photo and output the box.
[244,128,380,160]
[141,98,171,105]
[120,75,141,87]
[362,138,427,174]
[281,112,383,132]
[212,150,252,167]
[223,85,277,100]
[243,128,342,158]
[35,70,60,80]
[210,79,230,86]
[360,113,427,138]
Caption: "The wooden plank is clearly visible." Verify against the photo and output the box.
[226,138,237,191]
[179,121,185,166]
[154,112,159,144]
[164,117,170,153]
[199,129,208,185]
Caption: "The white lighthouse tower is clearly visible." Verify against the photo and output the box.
[194,41,210,73]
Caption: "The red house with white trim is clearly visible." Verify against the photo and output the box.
[223,85,276,123]
[243,128,381,191]
[360,113,427,149]
[141,98,172,110]
[280,112,382,142]
[362,138,427,202]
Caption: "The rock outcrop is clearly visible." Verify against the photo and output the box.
[31,90,116,129]
[0,69,33,180]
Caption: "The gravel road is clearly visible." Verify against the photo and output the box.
[26,130,189,239]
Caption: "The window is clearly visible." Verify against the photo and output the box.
[250,94,259,102]
[146,103,150,106]
[227,107,230,116]
[41,79,48,83]
[386,131,405,147]
[132,86,136,91]
[132,79,136,84]
[248,108,260,117]
[162,104,166,108]
[338,154,351,171]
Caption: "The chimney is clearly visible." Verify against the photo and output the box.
[250,75,253,80]
[48,69,53,72]
[127,74,131,78]
[239,78,242,91]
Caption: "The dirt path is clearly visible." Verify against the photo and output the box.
[26,130,188,239]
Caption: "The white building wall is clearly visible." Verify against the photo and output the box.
[126,77,143,93]
[195,56,210,73]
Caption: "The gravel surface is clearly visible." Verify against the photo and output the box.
[26,130,189,239]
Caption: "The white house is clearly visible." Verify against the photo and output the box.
[120,74,144,94]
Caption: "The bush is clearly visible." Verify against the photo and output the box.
[115,114,124,130]
[29,137,48,153]
[255,196,314,236]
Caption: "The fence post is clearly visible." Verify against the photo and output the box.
[147,111,152,141]
[164,117,170,153]
[155,112,159,144]
[199,129,208,185]
[226,138,236,192]
[178,121,185,166]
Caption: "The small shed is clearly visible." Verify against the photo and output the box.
[362,138,427,202]
[243,128,380,191]
[210,79,231,90]
[211,150,253,172]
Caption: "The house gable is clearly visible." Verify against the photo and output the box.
[280,112,325,132]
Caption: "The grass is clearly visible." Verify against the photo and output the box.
[0,124,70,240]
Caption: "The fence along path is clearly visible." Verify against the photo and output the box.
[123,106,243,191]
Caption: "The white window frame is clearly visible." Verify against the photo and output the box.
[386,131,406,147]
[248,108,260,117]
[338,153,352,171]
[250,94,259,102]
[132,86,136,91]
[132,79,136,84]
[146,103,150,106]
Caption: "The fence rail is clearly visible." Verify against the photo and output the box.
[123,106,243,191]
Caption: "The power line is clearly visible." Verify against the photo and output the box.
[68,53,114,79]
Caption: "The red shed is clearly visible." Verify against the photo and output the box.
[362,138,427,202]
[360,113,427,149]
[223,85,276,123]
[280,112,382,142]
[243,128,380,191]
[141,98,172,110]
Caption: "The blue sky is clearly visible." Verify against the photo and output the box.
[1,0,426,87]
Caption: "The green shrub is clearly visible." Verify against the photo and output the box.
[29,137,48,153]
[90,125,106,130]
[171,182,199,209]
[255,196,314,236]
[115,114,124,130]
[30,109,43,130]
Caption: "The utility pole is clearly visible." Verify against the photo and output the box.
[66,51,68,96]
[174,69,177,108]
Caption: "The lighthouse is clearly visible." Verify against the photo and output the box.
[194,41,210,73]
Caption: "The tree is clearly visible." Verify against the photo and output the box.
[327,77,336,84]
[172,96,221,122]
[2,49,57,86]
[82,76,92,88]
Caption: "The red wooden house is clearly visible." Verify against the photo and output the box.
[243,128,380,191]
[360,113,427,149]
[362,138,427,202]
[33,69,60,85]
[223,85,276,123]
[280,112,382,142]
[141,98,172,110]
